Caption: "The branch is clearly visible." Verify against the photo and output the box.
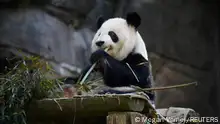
[131,82,198,92]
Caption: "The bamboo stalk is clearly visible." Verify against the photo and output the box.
[79,47,110,85]
[79,63,97,85]
[131,81,198,92]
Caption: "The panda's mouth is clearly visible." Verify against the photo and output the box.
[102,46,113,52]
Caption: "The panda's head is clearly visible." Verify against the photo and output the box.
[91,12,146,61]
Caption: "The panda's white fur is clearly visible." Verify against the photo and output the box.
[91,18,148,61]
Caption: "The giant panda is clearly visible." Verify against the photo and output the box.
[75,12,155,106]
[63,12,155,106]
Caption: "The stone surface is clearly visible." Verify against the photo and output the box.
[156,107,200,124]
[113,0,219,118]
[149,53,217,117]
[0,8,92,77]
[120,0,217,70]
[50,0,96,15]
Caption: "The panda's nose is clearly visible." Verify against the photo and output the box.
[96,41,105,47]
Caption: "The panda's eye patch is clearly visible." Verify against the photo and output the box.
[108,31,118,43]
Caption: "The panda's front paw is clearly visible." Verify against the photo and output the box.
[90,49,109,64]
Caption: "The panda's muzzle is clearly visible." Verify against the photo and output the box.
[96,41,105,47]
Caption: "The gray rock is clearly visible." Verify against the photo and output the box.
[0,0,96,15]
[119,0,216,70]
[149,53,215,117]
[112,0,219,117]
[50,0,96,15]
[83,0,117,31]
[0,8,92,78]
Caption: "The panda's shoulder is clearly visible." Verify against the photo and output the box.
[122,53,148,65]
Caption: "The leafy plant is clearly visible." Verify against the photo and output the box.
[0,55,63,124]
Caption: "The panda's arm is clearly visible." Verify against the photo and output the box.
[101,53,152,89]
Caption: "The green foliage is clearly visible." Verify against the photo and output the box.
[0,56,64,124]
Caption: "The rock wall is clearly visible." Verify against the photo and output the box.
[124,0,219,118]
[100,0,219,118]
[149,53,217,117]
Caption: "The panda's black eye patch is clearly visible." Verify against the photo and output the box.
[108,31,118,43]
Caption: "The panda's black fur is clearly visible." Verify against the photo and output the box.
[88,50,154,101]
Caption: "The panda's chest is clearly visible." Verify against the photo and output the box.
[121,53,147,66]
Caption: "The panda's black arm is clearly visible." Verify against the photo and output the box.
[101,53,152,89]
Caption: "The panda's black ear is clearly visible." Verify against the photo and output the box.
[126,12,141,29]
[96,16,105,29]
